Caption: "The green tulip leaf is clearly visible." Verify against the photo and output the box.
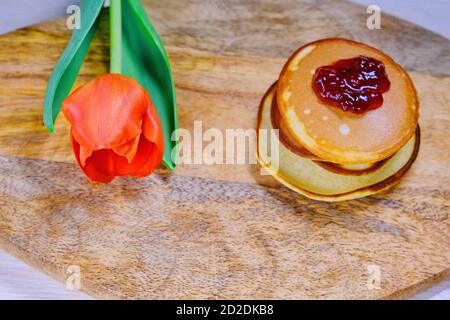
[111,0,178,170]
[43,0,105,132]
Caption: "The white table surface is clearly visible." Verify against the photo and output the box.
[0,0,449,300]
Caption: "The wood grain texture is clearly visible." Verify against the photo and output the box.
[0,0,449,299]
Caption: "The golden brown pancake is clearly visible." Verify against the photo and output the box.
[271,87,391,175]
[257,83,420,202]
[277,38,419,164]
[270,91,319,160]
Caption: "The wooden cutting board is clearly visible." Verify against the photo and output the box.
[0,0,449,299]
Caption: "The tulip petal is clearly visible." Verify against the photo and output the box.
[112,135,140,163]
[79,145,93,167]
[82,159,116,184]
[62,74,147,152]
[71,134,115,183]
[86,149,119,177]
[126,137,161,177]
[77,136,161,182]
[142,103,164,164]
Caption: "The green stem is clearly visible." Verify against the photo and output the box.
[110,0,122,73]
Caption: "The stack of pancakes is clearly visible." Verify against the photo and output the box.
[257,39,420,201]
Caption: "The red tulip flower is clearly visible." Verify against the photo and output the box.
[62,74,164,183]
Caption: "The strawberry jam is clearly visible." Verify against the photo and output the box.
[312,55,390,114]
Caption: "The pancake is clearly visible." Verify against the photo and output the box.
[257,83,420,202]
[277,38,419,164]
[271,88,391,175]
[271,92,319,160]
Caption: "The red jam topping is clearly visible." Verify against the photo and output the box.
[312,55,390,114]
